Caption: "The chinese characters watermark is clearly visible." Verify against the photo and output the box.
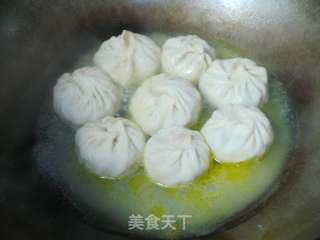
[128,214,192,231]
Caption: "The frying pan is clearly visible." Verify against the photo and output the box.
[1,0,320,239]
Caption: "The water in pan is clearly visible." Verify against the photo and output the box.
[33,32,293,239]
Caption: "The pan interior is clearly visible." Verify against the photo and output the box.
[33,31,294,239]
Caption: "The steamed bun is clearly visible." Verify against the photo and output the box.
[162,35,215,84]
[53,66,121,127]
[75,117,145,178]
[201,105,273,163]
[144,127,210,186]
[129,73,202,135]
[94,30,161,87]
[199,58,268,108]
